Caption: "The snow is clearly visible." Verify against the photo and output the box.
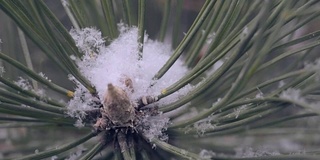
[234,105,247,119]
[278,80,285,88]
[66,75,100,122]
[38,72,51,82]
[67,25,192,124]
[140,112,170,141]
[305,58,320,80]
[193,114,215,135]
[280,88,305,103]
[35,89,46,101]
[14,77,33,91]
[71,26,190,100]
[280,88,320,113]
[13,77,47,102]
[69,27,105,57]
[199,149,216,159]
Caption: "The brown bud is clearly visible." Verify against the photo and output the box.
[103,83,135,126]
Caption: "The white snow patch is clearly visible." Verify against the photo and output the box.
[71,26,191,101]
[70,55,76,60]
[66,75,100,123]
[278,80,285,88]
[199,149,216,159]
[35,88,46,101]
[280,88,305,103]
[193,114,215,135]
[140,112,170,141]
[69,27,105,57]
[38,72,51,82]
[305,58,320,80]
[234,105,248,119]
[14,77,47,102]
[14,77,33,91]
[74,119,85,128]
[68,25,194,131]
[280,88,320,113]
[68,26,192,116]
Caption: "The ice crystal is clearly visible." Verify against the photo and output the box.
[69,27,105,56]
[280,88,305,103]
[193,114,215,135]
[139,112,170,141]
[14,77,33,91]
[35,88,46,101]
[234,105,247,119]
[305,58,320,80]
[38,72,51,82]
[13,77,46,101]
[74,119,85,128]
[278,80,285,88]
[280,88,320,113]
[199,149,216,159]
[66,75,99,121]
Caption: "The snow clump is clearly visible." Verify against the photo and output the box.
[67,25,192,128]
